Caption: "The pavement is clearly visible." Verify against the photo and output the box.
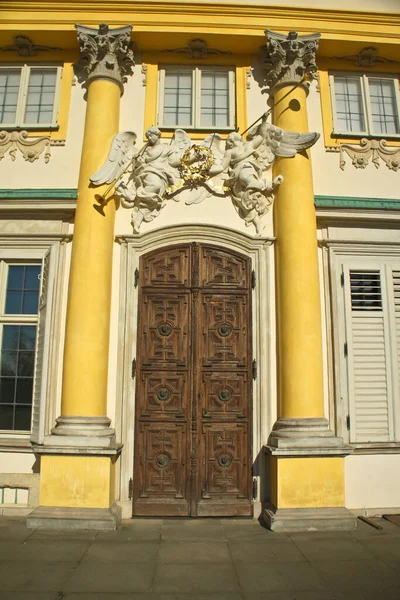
[0,515,399,600]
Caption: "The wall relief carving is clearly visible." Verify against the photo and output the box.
[331,47,400,68]
[0,36,62,56]
[0,130,51,163]
[90,118,319,236]
[162,39,231,59]
[339,138,400,171]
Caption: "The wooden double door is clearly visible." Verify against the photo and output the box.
[133,243,253,517]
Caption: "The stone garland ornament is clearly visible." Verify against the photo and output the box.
[90,117,320,236]
[339,139,400,172]
[0,130,51,163]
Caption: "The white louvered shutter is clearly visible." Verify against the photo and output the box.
[343,266,393,443]
[30,246,56,443]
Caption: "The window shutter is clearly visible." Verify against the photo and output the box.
[30,246,56,444]
[344,268,392,442]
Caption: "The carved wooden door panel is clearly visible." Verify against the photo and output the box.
[133,243,253,517]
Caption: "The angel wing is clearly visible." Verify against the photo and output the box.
[90,130,138,185]
[248,123,320,169]
[202,133,225,165]
[171,129,191,154]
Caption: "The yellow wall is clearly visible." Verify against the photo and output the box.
[40,455,116,508]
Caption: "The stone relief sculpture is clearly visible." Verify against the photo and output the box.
[91,114,319,235]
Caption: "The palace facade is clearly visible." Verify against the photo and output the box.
[0,0,399,530]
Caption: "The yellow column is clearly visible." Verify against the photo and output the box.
[262,32,350,530]
[61,78,119,418]
[273,83,324,420]
[35,25,134,522]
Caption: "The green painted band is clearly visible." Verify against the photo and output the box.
[0,189,78,199]
[315,196,400,210]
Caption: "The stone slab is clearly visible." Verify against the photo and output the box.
[26,503,121,531]
[263,505,357,532]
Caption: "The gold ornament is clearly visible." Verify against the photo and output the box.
[180,145,214,186]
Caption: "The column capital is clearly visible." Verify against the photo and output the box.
[263,30,320,93]
[75,23,135,93]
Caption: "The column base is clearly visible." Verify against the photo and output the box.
[263,504,357,532]
[49,415,116,448]
[269,418,344,449]
[27,503,121,531]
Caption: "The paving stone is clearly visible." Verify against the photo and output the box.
[96,520,162,541]
[229,536,306,563]
[292,536,374,561]
[236,562,328,592]
[312,559,400,591]
[152,595,243,600]
[0,519,32,541]
[161,519,225,542]
[30,529,98,541]
[0,594,59,600]
[153,563,240,593]
[0,560,77,592]
[83,540,159,562]
[221,518,275,540]
[63,561,156,593]
[356,536,400,561]
[244,591,400,600]
[0,539,91,561]
[159,540,230,563]
[352,518,400,538]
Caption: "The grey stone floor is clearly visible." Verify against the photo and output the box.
[0,516,400,599]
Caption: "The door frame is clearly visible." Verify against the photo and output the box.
[115,225,276,515]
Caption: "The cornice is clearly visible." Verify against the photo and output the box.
[1,2,399,33]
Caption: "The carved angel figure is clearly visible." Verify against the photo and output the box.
[203,113,319,235]
[90,126,190,232]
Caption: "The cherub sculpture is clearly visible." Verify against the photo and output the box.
[90,126,190,232]
[191,113,319,234]
[90,115,319,235]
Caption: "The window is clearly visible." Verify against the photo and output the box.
[0,65,62,128]
[158,66,235,130]
[0,264,41,431]
[330,74,400,137]
[339,260,400,444]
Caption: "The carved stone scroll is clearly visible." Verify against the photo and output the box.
[0,130,51,163]
[339,138,400,171]
[162,39,231,59]
[262,30,320,91]
[74,23,135,92]
[331,47,400,68]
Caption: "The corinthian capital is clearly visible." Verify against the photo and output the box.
[75,23,135,92]
[263,30,320,92]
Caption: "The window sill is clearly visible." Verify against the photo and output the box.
[156,126,237,140]
[1,125,59,133]
[0,438,33,453]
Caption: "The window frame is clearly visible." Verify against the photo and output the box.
[157,64,236,131]
[0,63,63,130]
[329,72,400,139]
[0,260,41,433]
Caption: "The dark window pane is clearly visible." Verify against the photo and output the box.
[25,266,41,290]
[22,291,39,314]
[1,351,17,376]
[17,351,35,376]
[20,326,36,350]
[2,325,19,350]
[0,378,15,404]
[14,405,32,430]
[5,291,22,314]
[7,266,24,289]
[0,405,14,429]
[16,378,33,404]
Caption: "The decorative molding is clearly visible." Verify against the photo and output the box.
[50,139,66,147]
[162,39,231,59]
[331,47,400,68]
[0,36,61,57]
[325,146,341,153]
[339,138,400,171]
[0,189,77,199]
[246,67,253,90]
[315,195,400,210]
[141,64,148,86]
[262,30,320,91]
[74,23,135,92]
[0,130,51,163]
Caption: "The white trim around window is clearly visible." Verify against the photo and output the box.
[0,64,63,129]
[157,65,236,130]
[330,73,400,138]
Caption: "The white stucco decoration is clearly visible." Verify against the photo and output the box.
[0,130,51,163]
[90,115,319,235]
[339,138,400,171]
